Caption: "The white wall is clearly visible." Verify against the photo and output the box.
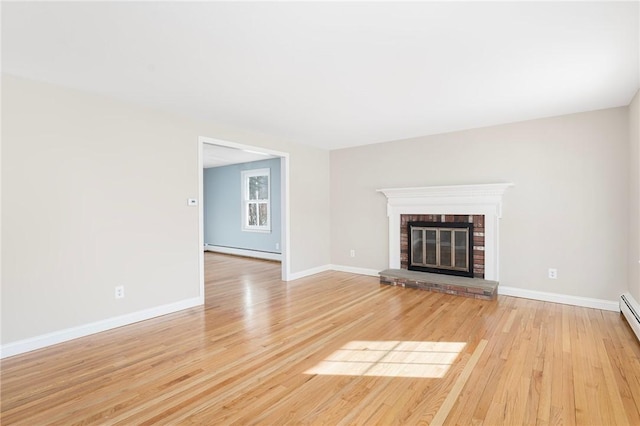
[629,89,640,301]
[1,74,330,346]
[331,108,629,301]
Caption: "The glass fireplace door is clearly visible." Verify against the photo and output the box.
[410,227,469,272]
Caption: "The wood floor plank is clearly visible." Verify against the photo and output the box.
[430,339,487,425]
[1,253,640,425]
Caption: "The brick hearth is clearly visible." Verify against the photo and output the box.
[379,268,498,301]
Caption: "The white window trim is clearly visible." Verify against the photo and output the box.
[241,168,271,233]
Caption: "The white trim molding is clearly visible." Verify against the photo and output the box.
[377,183,513,281]
[287,265,332,281]
[288,265,380,281]
[284,264,379,281]
[205,245,282,261]
[241,168,272,233]
[0,297,203,359]
[499,286,618,311]
[330,265,380,277]
[285,263,620,313]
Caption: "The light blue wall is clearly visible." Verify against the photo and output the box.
[203,158,281,253]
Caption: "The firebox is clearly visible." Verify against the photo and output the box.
[408,221,474,278]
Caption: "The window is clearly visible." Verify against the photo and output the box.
[241,168,271,232]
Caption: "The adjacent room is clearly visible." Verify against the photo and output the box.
[201,143,284,263]
[2,1,639,424]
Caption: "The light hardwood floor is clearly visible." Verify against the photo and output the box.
[2,253,640,425]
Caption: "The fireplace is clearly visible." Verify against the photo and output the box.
[408,221,474,278]
[377,183,513,282]
[401,214,484,278]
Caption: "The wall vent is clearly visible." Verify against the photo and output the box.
[620,293,640,343]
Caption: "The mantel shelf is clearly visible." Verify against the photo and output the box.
[377,183,513,200]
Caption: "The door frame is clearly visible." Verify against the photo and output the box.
[197,136,291,297]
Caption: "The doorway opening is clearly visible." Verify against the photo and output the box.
[197,136,290,298]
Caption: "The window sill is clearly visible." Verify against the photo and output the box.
[242,228,272,234]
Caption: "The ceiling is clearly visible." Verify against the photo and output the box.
[2,2,639,150]
[203,144,276,168]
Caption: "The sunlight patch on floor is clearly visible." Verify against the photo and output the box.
[304,340,466,378]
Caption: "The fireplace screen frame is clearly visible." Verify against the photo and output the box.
[407,221,474,278]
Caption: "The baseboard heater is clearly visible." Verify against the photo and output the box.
[620,293,640,343]
[203,244,282,262]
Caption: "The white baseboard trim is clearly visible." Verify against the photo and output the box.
[329,264,380,277]
[290,265,620,312]
[286,264,380,281]
[286,264,332,281]
[0,296,203,359]
[499,286,618,312]
[205,245,282,261]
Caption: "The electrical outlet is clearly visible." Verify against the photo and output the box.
[276,242,280,250]
[350,249,356,258]
[115,286,125,299]
[548,268,558,279]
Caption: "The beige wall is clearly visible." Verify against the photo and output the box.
[629,89,640,301]
[331,108,629,301]
[2,72,634,347]
[1,74,330,344]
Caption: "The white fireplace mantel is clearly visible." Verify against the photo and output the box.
[377,183,513,281]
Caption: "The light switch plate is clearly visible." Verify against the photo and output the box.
[188,198,198,206]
